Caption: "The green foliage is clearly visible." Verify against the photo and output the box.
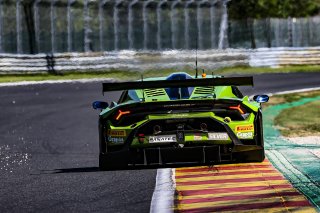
[228,0,320,19]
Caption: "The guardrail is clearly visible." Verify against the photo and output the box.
[249,47,320,67]
[0,47,320,74]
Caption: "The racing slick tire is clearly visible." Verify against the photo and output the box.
[245,110,265,162]
[99,152,128,171]
[234,110,265,163]
[236,149,265,162]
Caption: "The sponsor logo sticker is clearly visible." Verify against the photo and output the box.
[194,134,202,141]
[236,125,254,132]
[237,132,254,139]
[208,132,229,140]
[108,136,125,143]
[108,129,126,137]
[149,135,177,143]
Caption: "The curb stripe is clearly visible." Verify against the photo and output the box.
[179,191,302,204]
[175,167,275,176]
[175,169,278,179]
[178,184,293,196]
[177,196,307,208]
[178,200,313,213]
[175,160,315,212]
[176,164,273,173]
[178,188,299,200]
[176,175,285,185]
[177,180,290,190]
[178,160,270,169]
[176,172,282,182]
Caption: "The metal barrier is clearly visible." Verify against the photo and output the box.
[0,47,320,74]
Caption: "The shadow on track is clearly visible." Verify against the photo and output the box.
[40,167,100,174]
[38,163,222,175]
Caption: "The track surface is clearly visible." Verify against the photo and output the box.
[0,72,319,212]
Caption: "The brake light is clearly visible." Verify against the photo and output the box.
[115,109,131,120]
[138,133,145,143]
[229,104,245,114]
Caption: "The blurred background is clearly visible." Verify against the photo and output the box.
[1,0,320,74]
[0,0,320,54]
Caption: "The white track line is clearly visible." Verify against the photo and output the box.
[150,168,176,213]
[270,87,320,96]
[0,78,114,87]
[249,87,320,99]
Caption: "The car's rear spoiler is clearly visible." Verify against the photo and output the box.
[102,77,253,93]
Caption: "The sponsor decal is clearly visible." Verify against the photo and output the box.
[236,125,254,132]
[237,132,254,139]
[194,134,202,141]
[208,132,229,140]
[172,114,189,117]
[108,129,126,137]
[108,136,125,143]
[149,135,177,143]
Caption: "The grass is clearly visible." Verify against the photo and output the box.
[264,90,320,107]
[265,90,320,137]
[0,64,320,83]
[274,101,320,137]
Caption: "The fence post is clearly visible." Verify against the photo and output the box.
[23,0,36,54]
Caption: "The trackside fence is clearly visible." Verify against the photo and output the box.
[0,47,320,74]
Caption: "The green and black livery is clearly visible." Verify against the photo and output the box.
[93,73,269,170]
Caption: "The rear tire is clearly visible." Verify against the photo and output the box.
[243,109,265,162]
[99,152,128,171]
[234,148,265,162]
[245,149,265,162]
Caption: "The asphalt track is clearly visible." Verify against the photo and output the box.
[0,72,319,212]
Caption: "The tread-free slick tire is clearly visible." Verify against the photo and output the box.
[235,148,265,163]
[99,152,128,171]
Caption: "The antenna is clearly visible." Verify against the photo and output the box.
[141,74,145,101]
[195,26,198,79]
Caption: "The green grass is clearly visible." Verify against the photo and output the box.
[1,65,320,83]
[274,100,320,137]
[264,90,320,107]
[264,90,320,137]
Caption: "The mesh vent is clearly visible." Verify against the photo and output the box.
[194,87,214,95]
[144,89,166,97]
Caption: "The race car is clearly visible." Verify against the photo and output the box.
[93,72,269,170]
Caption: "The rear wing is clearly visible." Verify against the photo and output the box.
[102,77,253,93]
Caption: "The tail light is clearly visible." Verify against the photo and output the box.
[115,109,131,121]
[229,104,245,114]
[138,133,145,143]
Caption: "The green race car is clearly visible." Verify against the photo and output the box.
[93,72,269,170]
